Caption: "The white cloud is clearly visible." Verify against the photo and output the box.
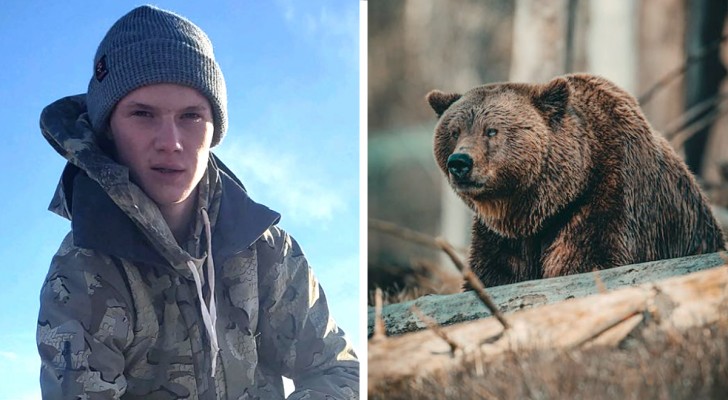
[310,252,360,356]
[316,254,360,295]
[0,349,42,400]
[214,143,346,225]
[304,13,318,35]
[16,390,41,400]
[274,1,358,64]
[0,351,18,361]
[0,348,40,372]
[316,5,357,40]
[279,0,295,22]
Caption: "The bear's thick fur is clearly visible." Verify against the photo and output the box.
[428,74,725,287]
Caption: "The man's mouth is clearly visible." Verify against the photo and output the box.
[151,164,185,174]
[153,167,183,173]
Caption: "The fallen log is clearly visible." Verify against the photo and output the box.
[368,252,726,336]
[368,263,728,399]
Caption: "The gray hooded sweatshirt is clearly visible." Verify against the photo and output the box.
[36,95,359,399]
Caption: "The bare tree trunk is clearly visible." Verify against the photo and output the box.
[684,0,728,177]
[637,0,686,132]
[587,0,638,93]
[703,41,728,198]
[510,0,569,82]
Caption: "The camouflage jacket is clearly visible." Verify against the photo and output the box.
[37,95,359,399]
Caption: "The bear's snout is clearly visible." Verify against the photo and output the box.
[447,153,473,180]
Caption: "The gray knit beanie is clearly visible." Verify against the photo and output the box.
[87,5,227,146]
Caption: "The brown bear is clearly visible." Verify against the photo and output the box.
[427,73,726,288]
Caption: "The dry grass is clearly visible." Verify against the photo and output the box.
[369,317,728,399]
[369,258,464,305]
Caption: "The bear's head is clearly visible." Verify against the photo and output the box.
[427,77,589,237]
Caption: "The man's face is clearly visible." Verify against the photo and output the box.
[109,83,214,209]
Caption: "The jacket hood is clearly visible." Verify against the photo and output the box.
[40,94,280,277]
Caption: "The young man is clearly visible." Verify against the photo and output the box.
[37,5,358,399]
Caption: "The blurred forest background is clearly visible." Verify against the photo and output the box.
[368,0,728,303]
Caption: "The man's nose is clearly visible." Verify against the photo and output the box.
[154,118,183,152]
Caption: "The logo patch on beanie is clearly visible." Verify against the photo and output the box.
[95,55,108,82]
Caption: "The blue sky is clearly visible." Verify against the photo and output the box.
[0,1,360,398]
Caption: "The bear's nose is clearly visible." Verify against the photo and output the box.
[447,153,473,180]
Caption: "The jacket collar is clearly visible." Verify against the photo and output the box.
[210,154,281,261]
[65,159,280,269]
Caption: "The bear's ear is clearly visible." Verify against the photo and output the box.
[426,90,462,118]
[534,77,569,128]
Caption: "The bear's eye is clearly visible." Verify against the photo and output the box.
[485,128,498,138]
[450,130,460,140]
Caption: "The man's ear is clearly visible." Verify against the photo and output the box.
[426,90,461,118]
[533,77,569,129]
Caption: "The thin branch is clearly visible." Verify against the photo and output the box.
[592,268,607,294]
[411,305,460,355]
[370,218,510,330]
[369,218,466,253]
[436,238,510,330]
[670,101,728,151]
[372,288,387,342]
[663,92,727,140]
[719,251,728,265]
[638,33,728,105]
[570,311,642,349]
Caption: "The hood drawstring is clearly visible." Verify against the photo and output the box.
[185,208,219,378]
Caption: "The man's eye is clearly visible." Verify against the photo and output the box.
[182,113,202,121]
[131,110,152,118]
